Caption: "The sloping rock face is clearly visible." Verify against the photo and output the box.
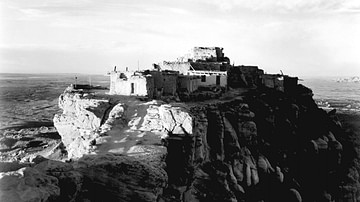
[0,167,60,202]
[45,88,193,201]
[0,153,167,202]
[162,86,347,202]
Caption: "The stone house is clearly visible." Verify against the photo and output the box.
[109,71,154,98]
[262,74,284,91]
[109,70,181,98]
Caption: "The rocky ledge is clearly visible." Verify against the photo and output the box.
[1,85,358,201]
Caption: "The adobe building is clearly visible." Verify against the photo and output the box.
[159,47,230,88]
[148,70,179,97]
[109,69,181,99]
[109,71,155,98]
[108,47,298,99]
[261,74,299,92]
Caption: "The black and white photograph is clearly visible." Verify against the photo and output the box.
[0,0,360,201]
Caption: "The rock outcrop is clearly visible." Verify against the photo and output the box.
[162,86,348,202]
[0,153,167,202]
[0,166,60,202]
[2,84,354,202]
[53,87,112,159]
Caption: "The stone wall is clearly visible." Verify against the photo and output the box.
[178,76,200,93]
[163,74,178,96]
[149,71,178,96]
[262,74,284,91]
[190,62,222,71]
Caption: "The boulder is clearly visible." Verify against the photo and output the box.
[54,91,112,159]
[72,153,167,202]
[159,104,193,135]
[34,160,83,202]
[0,167,60,202]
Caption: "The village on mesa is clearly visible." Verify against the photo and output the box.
[106,47,299,100]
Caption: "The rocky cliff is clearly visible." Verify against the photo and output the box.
[162,85,347,201]
[1,85,357,201]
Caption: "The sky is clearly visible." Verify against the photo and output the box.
[1,0,360,77]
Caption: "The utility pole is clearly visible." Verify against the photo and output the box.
[74,76,77,89]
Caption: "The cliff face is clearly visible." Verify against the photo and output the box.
[162,86,348,202]
[1,85,355,202]
[53,88,112,159]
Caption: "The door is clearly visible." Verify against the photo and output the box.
[216,75,221,85]
[131,83,135,94]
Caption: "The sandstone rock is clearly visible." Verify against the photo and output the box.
[34,160,83,202]
[159,104,193,135]
[329,140,342,151]
[232,158,244,183]
[257,156,268,173]
[127,144,167,169]
[244,160,252,187]
[100,103,126,133]
[0,161,31,172]
[192,108,209,163]
[223,117,241,161]
[227,163,245,194]
[275,166,284,183]
[190,161,237,202]
[314,137,328,150]
[30,155,48,164]
[0,167,60,202]
[307,140,319,154]
[238,121,257,146]
[286,188,302,202]
[57,92,111,130]
[207,109,225,161]
[326,131,336,142]
[73,153,167,202]
[138,103,164,132]
[237,103,255,120]
[54,90,112,159]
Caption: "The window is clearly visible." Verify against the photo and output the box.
[201,75,206,82]
[216,75,221,85]
[131,83,135,94]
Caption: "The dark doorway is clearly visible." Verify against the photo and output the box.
[131,83,135,94]
[201,75,206,82]
[216,75,221,85]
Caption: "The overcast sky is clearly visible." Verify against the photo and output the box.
[1,0,360,77]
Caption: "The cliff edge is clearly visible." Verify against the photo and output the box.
[1,84,357,202]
